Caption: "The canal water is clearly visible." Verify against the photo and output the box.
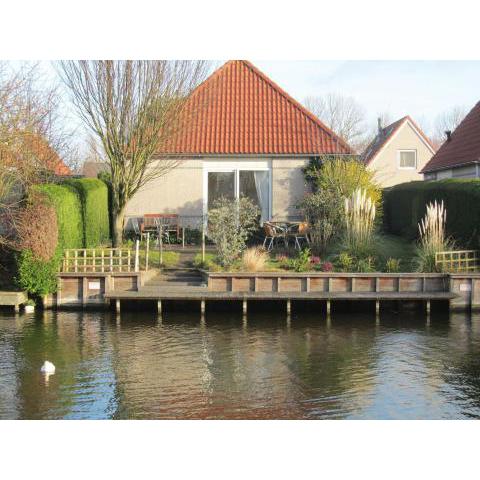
[1,308,480,419]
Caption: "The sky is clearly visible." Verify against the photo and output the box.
[36,60,480,154]
[253,61,480,134]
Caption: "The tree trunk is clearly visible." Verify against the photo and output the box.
[112,206,126,247]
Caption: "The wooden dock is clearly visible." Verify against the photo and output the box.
[0,291,28,312]
[52,268,480,314]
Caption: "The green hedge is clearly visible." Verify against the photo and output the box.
[383,179,480,248]
[65,178,110,247]
[33,183,83,249]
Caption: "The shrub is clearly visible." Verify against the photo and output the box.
[290,248,311,272]
[415,200,452,272]
[299,189,343,253]
[14,192,58,261]
[385,258,401,273]
[355,256,375,273]
[65,178,110,247]
[33,183,83,249]
[321,261,334,272]
[241,247,268,272]
[343,188,376,256]
[336,252,355,272]
[304,156,382,208]
[16,249,60,296]
[207,197,259,267]
[383,179,480,248]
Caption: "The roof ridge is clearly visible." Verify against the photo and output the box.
[238,60,352,153]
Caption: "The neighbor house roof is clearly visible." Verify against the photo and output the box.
[0,132,72,176]
[362,116,436,165]
[421,101,480,174]
[159,60,352,156]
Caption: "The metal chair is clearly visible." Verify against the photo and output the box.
[131,218,147,241]
[154,217,171,244]
[263,222,288,251]
[287,222,310,250]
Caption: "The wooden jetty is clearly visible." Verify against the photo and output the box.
[52,269,467,315]
[0,291,28,312]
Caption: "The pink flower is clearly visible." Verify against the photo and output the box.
[276,254,289,262]
[321,261,333,272]
[310,256,321,264]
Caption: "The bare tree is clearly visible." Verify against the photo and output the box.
[59,60,210,246]
[304,93,367,151]
[1,62,74,246]
[432,105,467,147]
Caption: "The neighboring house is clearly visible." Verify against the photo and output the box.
[362,116,436,188]
[121,60,352,226]
[422,101,480,180]
[82,161,108,178]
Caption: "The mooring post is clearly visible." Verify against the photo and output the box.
[242,299,247,315]
[200,299,206,315]
[134,239,140,272]
[326,300,331,317]
[426,300,431,325]
[157,299,162,316]
[375,300,380,316]
[145,232,150,271]
[286,299,291,315]
[115,299,121,314]
[14,304,19,314]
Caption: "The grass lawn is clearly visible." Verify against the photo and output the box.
[139,250,180,269]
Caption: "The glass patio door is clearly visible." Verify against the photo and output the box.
[207,171,235,210]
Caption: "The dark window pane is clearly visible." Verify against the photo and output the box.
[208,172,235,209]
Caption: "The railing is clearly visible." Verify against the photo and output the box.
[435,250,479,272]
[62,246,140,273]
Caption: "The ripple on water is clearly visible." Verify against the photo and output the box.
[1,309,480,419]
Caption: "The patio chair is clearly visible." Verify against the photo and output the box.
[153,217,171,244]
[262,222,288,251]
[131,218,147,241]
[287,222,310,250]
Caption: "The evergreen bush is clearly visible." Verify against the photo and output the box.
[65,178,110,247]
[384,180,480,248]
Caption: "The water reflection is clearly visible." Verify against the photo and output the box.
[1,308,480,419]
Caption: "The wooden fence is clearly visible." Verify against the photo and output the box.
[435,250,479,272]
[62,246,139,273]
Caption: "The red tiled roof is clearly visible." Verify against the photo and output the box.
[159,60,352,156]
[362,116,436,165]
[1,133,72,176]
[421,101,480,173]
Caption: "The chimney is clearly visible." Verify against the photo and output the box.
[445,130,452,142]
[377,117,383,134]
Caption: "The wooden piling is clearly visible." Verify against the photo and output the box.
[286,299,291,315]
[242,299,247,315]
[115,299,121,314]
[200,299,206,315]
[157,300,162,315]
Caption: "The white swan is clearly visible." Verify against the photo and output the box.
[40,361,55,374]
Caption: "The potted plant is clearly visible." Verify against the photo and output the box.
[24,299,35,313]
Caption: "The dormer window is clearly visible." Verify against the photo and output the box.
[398,150,417,169]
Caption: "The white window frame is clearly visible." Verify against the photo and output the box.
[397,149,417,170]
[202,160,272,219]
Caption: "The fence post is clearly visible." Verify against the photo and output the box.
[159,227,163,267]
[202,216,206,263]
[134,239,140,272]
[145,232,150,271]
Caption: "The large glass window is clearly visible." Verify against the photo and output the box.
[206,168,270,222]
[208,172,235,209]
[398,150,417,169]
[239,170,269,222]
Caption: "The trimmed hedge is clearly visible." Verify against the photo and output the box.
[65,178,110,247]
[383,179,480,248]
[33,183,83,249]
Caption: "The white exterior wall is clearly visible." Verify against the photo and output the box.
[368,122,435,187]
[124,156,309,227]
